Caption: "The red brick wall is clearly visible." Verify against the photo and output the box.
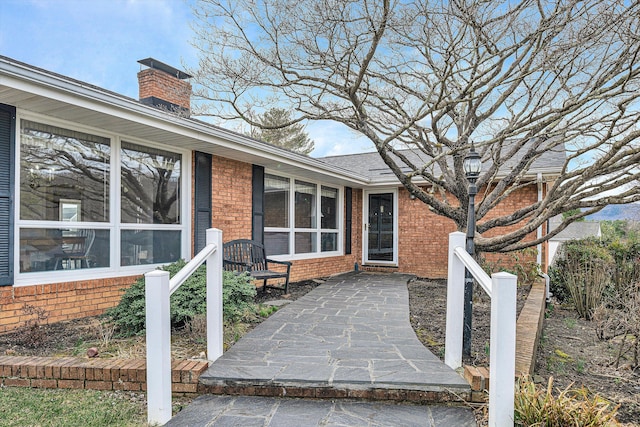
[480,185,539,272]
[137,68,191,111]
[211,156,253,241]
[397,188,458,278]
[0,276,138,334]
[393,184,541,278]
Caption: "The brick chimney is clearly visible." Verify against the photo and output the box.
[137,58,192,116]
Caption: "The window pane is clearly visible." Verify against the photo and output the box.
[265,175,289,227]
[295,232,317,254]
[20,121,110,222]
[121,230,181,266]
[265,232,289,256]
[19,228,109,272]
[321,232,338,252]
[121,141,181,224]
[295,180,316,228]
[321,186,338,229]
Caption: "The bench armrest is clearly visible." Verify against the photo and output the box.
[265,258,292,267]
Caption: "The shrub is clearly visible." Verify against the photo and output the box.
[548,239,613,319]
[514,376,620,426]
[222,270,257,322]
[606,238,640,292]
[106,260,256,336]
[481,248,541,287]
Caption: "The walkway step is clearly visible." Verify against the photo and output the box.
[165,395,477,427]
[199,272,470,403]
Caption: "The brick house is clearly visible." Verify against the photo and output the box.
[0,56,563,332]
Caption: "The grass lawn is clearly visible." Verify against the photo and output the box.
[0,387,146,427]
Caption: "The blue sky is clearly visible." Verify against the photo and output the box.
[0,0,372,157]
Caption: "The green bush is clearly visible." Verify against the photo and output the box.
[549,239,613,319]
[223,270,257,322]
[607,238,640,292]
[105,260,256,336]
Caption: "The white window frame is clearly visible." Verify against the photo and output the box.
[13,112,191,286]
[265,171,343,261]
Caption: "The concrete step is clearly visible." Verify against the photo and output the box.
[165,395,477,427]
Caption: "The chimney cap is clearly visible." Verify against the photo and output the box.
[137,58,192,80]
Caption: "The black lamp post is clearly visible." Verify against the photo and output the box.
[462,145,482,360]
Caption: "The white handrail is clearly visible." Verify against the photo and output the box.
[453,246,492,296]
[145,228,223,426]
[446,231,517,427]
[169,243,217,295]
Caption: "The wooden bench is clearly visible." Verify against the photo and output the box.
[222,239,292,293]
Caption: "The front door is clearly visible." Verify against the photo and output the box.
[364,191,397,264]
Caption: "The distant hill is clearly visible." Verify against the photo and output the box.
[586,204,640,221]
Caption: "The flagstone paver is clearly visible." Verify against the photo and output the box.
[168,272,475,426]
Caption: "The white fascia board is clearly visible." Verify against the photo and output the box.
[0,58,370,186]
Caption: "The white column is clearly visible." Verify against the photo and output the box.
[489,271,517,427]
[145,269,172,425]
[207,228,224,362]
[445,231,466,370]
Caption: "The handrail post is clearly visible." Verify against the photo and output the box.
[489,272,517,427]
[445,231,466,370]
[207,228,224,361]
[145,270,172,425]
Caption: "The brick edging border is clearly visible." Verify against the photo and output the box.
[0,356,208,395]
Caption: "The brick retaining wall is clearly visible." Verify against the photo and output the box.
[0,356,207,395]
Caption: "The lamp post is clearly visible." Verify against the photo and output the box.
[462,145,482,360]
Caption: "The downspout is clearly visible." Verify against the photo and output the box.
[537,173,543,266]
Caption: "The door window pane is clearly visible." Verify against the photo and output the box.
[20,121,110,222]
[121,230,181,266]
[121,141,181,224]
[265,175,289,227]
[295,180,316,228]
[19,228,109,272]
[321,186,338,229]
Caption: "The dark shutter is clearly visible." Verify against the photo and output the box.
[345,187,352,255]
[0,104,15,286]
[194,151,212,254]
[252,165,265,244]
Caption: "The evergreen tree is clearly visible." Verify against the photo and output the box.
[250,108,314,155]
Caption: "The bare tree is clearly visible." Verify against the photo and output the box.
[249,108,315,154]
[189,0,640,253]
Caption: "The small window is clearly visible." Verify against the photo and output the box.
[59,199,82,222]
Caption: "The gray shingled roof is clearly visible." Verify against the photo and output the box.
[549,216,602,241]
[319,142,565,184]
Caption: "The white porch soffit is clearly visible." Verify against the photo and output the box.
[0,56,369,188]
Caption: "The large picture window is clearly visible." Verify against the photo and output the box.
[20,121,110,223]
[17,118,187,278]
[264,173,341,258]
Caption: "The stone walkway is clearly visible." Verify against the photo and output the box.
[167,272,476,426]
